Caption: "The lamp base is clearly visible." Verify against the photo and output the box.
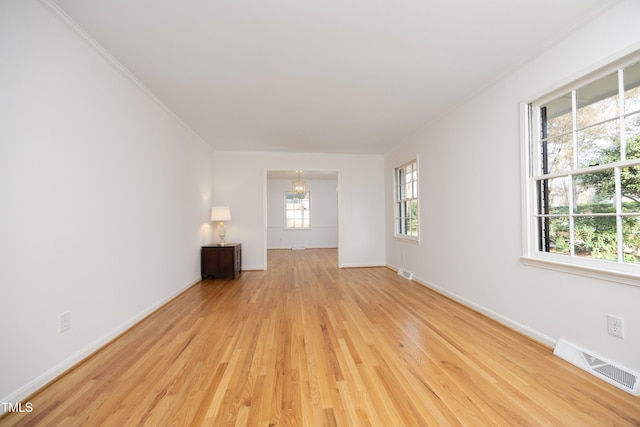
[217,221,227,246]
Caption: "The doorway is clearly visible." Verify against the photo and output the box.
[265,170,339,269]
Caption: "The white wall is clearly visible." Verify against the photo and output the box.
[212,151,385,269]
[267,176,338,249]
[386,0,640,372]
[0,1,215,403]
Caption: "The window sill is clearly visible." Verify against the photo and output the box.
[520,255,640,288]
[394,234,420,244]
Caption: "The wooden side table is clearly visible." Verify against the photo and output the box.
[201,243,242,279]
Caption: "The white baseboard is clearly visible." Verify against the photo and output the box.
[5,268,557,405]
[386,264,556,349]
[240,265,266,271]
[266,245,338,250]
[339,263,386,268]
[2,278,200,405]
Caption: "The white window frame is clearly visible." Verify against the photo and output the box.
[284,190,310,229]
[394,158,419,241]
[521,52,640,287]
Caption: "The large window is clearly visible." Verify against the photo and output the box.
[523,55,640,282]
[285,191,310,229]
[395,159,419,239]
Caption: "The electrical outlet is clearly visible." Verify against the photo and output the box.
[607,314,624,339]
[59,311,71,334]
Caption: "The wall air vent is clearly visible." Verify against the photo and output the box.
[398,269,413,280]
[554,338,639,396]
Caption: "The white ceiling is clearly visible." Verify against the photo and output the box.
[50,0,618,155]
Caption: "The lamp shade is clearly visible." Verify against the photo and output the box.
[211,206,231,221]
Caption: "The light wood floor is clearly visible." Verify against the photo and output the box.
[2,249,639,426]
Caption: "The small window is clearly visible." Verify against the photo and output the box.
[285,191,310,229]
[523,55,640,283]
[394,159,419,239]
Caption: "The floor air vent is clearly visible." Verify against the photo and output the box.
[554,338,639,396]
[398,269,413,280]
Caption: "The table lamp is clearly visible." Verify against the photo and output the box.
[211,206,231,245]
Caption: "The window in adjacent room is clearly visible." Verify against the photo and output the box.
[523,55,640,282]
[285,191,310,229]
[395,159,419,240]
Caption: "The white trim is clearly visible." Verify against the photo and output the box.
[240,265,267,271]
[263,169,341,271]
[284,190,311,229]
[263,170,269,271]
[393,156,420,241]
[520,50,640,286]
[386,264,556,348]
[520,102,535,258]
[1,278,200,405]
[266,246,337,250]
[42,0,203,142]
[522,43,640,106]
[339,262,386,268]
[393,235,420,243]
[521,256,640,288]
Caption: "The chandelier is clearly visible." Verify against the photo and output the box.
[292,170,306,197]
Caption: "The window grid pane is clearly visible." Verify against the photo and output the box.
[576,72,619,129]
[624,61,640,115]
[395,160,418,238]
[623,216,640,263]
[532,59,640,268]
[626,112,640,160]
[285,191,310,229]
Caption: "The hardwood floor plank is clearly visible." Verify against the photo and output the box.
[2,249,639,426]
